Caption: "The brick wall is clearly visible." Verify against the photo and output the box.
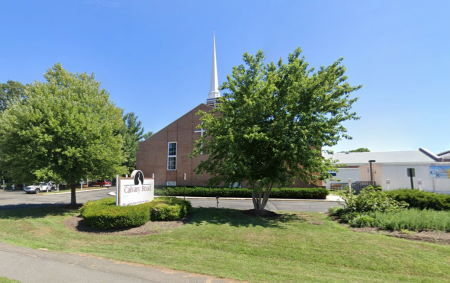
[136,103,322,188]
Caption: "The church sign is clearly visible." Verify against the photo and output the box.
[117,170,154,206]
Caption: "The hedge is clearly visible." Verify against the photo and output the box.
[147,197,192,221]
[385,189,450,211]
[79,197,192,230]
[155,187,328,199]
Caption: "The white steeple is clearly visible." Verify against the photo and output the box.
[208,34,220,99]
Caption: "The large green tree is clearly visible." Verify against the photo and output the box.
[0,80,26,112]
[0,63,126,206]
[192,48,361,211]
[120,112,152,175]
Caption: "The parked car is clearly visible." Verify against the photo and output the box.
[89,180,111,187]
[24,182,55,194]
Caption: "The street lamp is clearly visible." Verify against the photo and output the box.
[369,160,376,186]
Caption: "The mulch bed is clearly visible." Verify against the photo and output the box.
[64,214,187,236]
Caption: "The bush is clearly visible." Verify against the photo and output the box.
[340,186,408,214]
[386,189,450,211]
[368,209,450,232]
[328,206,345,216]
[79,197,192,229]
[349,215,375,228]
[80,198,150,230]
[148,197,192,221]
[155,187,328,199]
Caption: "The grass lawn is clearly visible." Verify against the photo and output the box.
[0,207,449,283]
[0,277,20,283]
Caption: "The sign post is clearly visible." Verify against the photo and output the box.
[407,168,415,189]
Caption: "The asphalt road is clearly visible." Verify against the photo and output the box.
[0,188,339,212]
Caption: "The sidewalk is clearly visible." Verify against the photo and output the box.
[0,242,231,283]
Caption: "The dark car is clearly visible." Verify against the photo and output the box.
[89,180,112,187]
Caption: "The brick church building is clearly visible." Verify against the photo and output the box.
[136,36,320,188]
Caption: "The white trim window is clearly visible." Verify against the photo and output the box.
[167,142,177,170]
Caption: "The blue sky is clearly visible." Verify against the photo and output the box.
[1,0,449,154]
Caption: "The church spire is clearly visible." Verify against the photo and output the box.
[208,34,220,99]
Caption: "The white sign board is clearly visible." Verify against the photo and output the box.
[117,170,154,206]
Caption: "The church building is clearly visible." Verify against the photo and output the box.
[136,36,319,188]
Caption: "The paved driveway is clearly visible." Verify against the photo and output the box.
[0,188,340,212]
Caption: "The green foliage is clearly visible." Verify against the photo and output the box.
[156,187,328,199]
[80,198,150,230]
[120,112,147,175]
[368,209,450,232]
[192,47,361,210]
[328,206,345,216]
[147,197,192,221]
[340,186,408,214]
[349,215,375,228]
[141,131,153,141]
[0,80,25,112]
[0,63,126,205]
[386,189,450,211]
[79,197,191,229]
[349,148,370,152]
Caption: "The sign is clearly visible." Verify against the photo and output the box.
[117,170,154,206]
[407,168,415,177]
[430,166,450,179]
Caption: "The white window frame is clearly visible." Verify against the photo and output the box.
[167,142,177,170]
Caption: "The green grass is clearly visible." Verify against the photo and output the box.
[0,277,21,283]
[0,207,449,283]
[369,209,450,232]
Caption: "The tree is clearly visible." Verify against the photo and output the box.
[0,63,126,206]
[349,148,370,152]
[0,80,26,112]
[141,131,153,141]
[121,112,146,175]
[192,48,361,211]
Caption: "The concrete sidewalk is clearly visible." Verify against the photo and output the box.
[0,242,232,283]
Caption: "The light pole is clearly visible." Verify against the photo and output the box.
[369,160,376,186]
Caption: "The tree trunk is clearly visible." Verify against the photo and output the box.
[251,183,273,211]
[70,184,77,207]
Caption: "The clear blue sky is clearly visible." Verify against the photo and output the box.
[1,0,449,154]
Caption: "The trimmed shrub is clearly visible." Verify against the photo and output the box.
[386,189,450,211]
[80,198,150,230]
[79,197,192,229]
[148,197,192,221]
[155,187,328,199]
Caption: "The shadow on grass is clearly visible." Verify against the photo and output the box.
[187,207,306,228]
[0,205,76,219]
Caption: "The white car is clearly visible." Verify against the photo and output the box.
[24,182,55,194]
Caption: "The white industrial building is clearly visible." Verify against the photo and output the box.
[323,148,450,193]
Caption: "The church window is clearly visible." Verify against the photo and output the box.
[168,142,177,170]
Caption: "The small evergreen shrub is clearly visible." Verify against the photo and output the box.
[328,206,345,216]
[386,189,450,211]
[79,197,192,229]
[80,198,150,230]
[349,215,375,228]
[148,197,192,221]
[155,187,328,199]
